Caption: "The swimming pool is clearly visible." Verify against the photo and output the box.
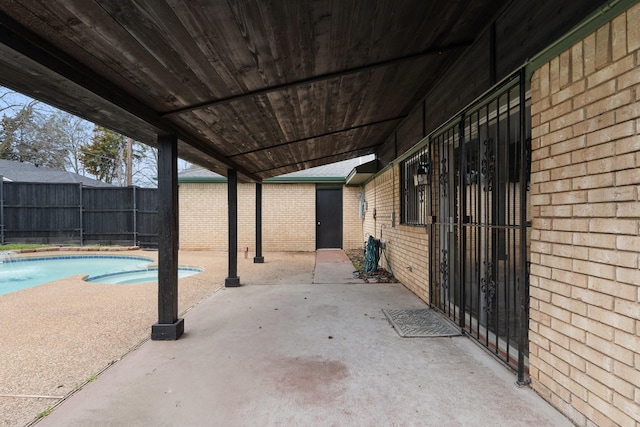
[0,255,201,295]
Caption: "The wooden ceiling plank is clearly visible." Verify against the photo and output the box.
[179,95,290,156]
[10,0,200,110]
[100,1,215,98]
[227,1,293,88]
[294,77,323,139]
[166,0,262,97]
[161,41,471,116]
[94,0,222,106]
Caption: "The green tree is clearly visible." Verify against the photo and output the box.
[80,126,150,185]
[80,126,126,184]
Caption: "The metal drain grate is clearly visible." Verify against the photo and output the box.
[382,309,462,337]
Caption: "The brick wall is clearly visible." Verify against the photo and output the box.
[179,182,363,252]
[178,183,227,250]
[529,4,640,426]
[343,186,365,250]
[362,165,430,302]
[263,183,316,251]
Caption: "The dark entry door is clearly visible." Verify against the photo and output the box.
[316,186,342,249]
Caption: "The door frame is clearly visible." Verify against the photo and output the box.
[315,185,343,249]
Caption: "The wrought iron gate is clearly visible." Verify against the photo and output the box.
[428,71,531,382]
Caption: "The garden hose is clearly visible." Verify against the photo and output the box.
[364,235,379,275]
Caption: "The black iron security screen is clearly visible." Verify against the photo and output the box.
[403,71,530,382]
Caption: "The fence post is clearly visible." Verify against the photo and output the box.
[132,186,137,247]
[79,183,83,246]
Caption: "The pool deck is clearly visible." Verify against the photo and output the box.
[1,249,314,427]
[2,249,572,427]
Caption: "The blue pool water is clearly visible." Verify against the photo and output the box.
[0,256,201,295]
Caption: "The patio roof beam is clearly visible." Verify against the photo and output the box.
[229,116,405,159]
[160,42,472,117]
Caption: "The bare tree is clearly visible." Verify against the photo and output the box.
[132,144,158,187]
[0,86,175,186]
[0,103,67,168]
[55,112,93,175]
[0,90,28,115]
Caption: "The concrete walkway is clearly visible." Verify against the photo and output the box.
[37,250,570,426]
[313,248,360,284]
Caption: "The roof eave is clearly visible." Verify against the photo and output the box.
[345,159,380,186]
[178,176,347,184]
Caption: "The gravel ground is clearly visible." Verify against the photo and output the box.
[0,249,316,427]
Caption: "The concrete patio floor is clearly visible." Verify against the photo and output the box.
[37,250,571,426]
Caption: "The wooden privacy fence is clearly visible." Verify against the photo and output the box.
[0,181,157,247]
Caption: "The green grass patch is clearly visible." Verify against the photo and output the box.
[36,407,52,419]
[0,243,54,251]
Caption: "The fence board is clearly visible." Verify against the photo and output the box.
[136,188,158,248]
[0,181,157,247]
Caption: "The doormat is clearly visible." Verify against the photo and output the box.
[382,309,462,337]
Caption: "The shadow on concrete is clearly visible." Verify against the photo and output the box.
[37,251,570,426]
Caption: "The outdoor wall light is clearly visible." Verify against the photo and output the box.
[414,161,431,204]
[413,161,430,186]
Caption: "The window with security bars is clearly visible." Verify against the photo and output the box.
[401,146,430,225]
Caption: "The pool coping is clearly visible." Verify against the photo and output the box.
[1,255,154,263]
[87,266,204,283]
[2,246,141,254]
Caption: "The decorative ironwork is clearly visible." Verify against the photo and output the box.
[480,260,496,314]
[481,138,495,192]
[426,72,529,377]
[418,185,425,203]
[439,157,448,198]
[440,248,449,289]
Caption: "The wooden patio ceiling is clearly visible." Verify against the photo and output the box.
[0,1,509,181]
